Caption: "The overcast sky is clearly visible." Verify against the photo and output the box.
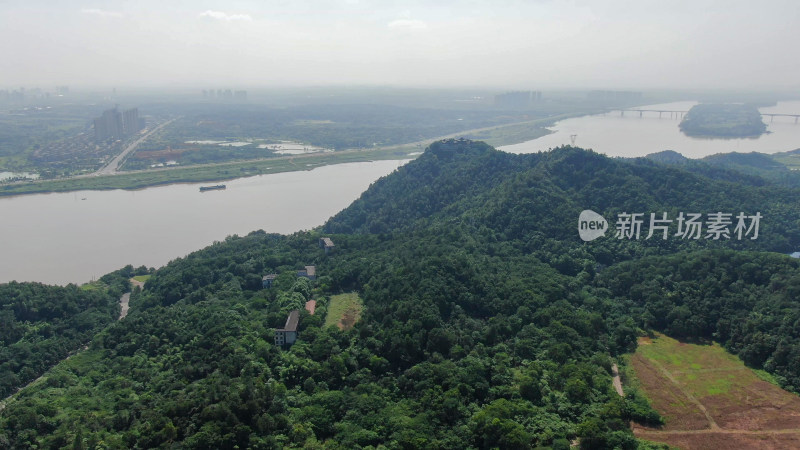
[1,0,798,90]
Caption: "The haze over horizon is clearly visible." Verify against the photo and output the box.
[1,0,798,91]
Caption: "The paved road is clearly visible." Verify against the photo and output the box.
[94,118,179,176]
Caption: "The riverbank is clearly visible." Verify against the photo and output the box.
[0,145,416,197]
[0,112,589,197]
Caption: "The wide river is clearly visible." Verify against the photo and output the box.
[501,100,800,158]
[2,100,799,285]
[0,160,407,285]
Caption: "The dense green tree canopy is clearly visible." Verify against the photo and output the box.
[0,267,132,399]
[2,140,799,448]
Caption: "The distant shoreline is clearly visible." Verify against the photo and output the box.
[0,113,586,198]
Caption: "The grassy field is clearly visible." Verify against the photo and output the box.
[771,151,800,170]
[324,293,363,331]
[632,333,800,449]
[463,123,552,147]
[79,281,103,291]
[131,275,151,283]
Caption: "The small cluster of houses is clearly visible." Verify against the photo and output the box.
[269,237,334,347]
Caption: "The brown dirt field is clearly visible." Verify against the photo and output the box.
[633,334,800,449]
[702,381,800,430]
[339,310,357,330]
[635,430,800,450]
[631,353,710,431]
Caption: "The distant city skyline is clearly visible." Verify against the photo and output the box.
[1,0,798,90]
[93,107,142,141]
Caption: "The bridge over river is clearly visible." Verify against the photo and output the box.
[619,109,800,123]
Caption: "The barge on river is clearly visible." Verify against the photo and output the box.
[199,184,226,192]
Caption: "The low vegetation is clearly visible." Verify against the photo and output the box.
[324,293,363,330]
[131,275,151,283]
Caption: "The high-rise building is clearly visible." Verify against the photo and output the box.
[94,107,123,141]
[494,91,541,109]
[122,108,141,135]
[93,106,142,141]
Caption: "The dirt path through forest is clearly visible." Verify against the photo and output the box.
[1,278,141,412]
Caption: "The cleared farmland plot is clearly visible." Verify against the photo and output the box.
[632,334,800,449]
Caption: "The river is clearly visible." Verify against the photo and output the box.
[500,101,800,158]
[3,100,800,286]
[0,160,407,285]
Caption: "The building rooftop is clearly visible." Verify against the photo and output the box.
[262,274,278,280]
[321,237,334,247]
[278,309,300,332]
[305,265,316,277]
[791,252,800,259]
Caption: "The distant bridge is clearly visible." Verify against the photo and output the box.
[618,109,800,123]
[619,109,687,119]
[761,113,800,123]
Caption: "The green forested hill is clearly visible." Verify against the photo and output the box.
[2,140,800,449]
[328,140,800,258]
[324,139,542,234]
[645,149,800,188]
[0,268,131,400]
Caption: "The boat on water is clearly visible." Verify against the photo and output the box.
[199,184,226,192]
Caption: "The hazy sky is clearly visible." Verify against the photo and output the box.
[1,0,798,90]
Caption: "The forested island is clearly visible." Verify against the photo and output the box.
[2,140,800,448]
[679,103,768,138]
